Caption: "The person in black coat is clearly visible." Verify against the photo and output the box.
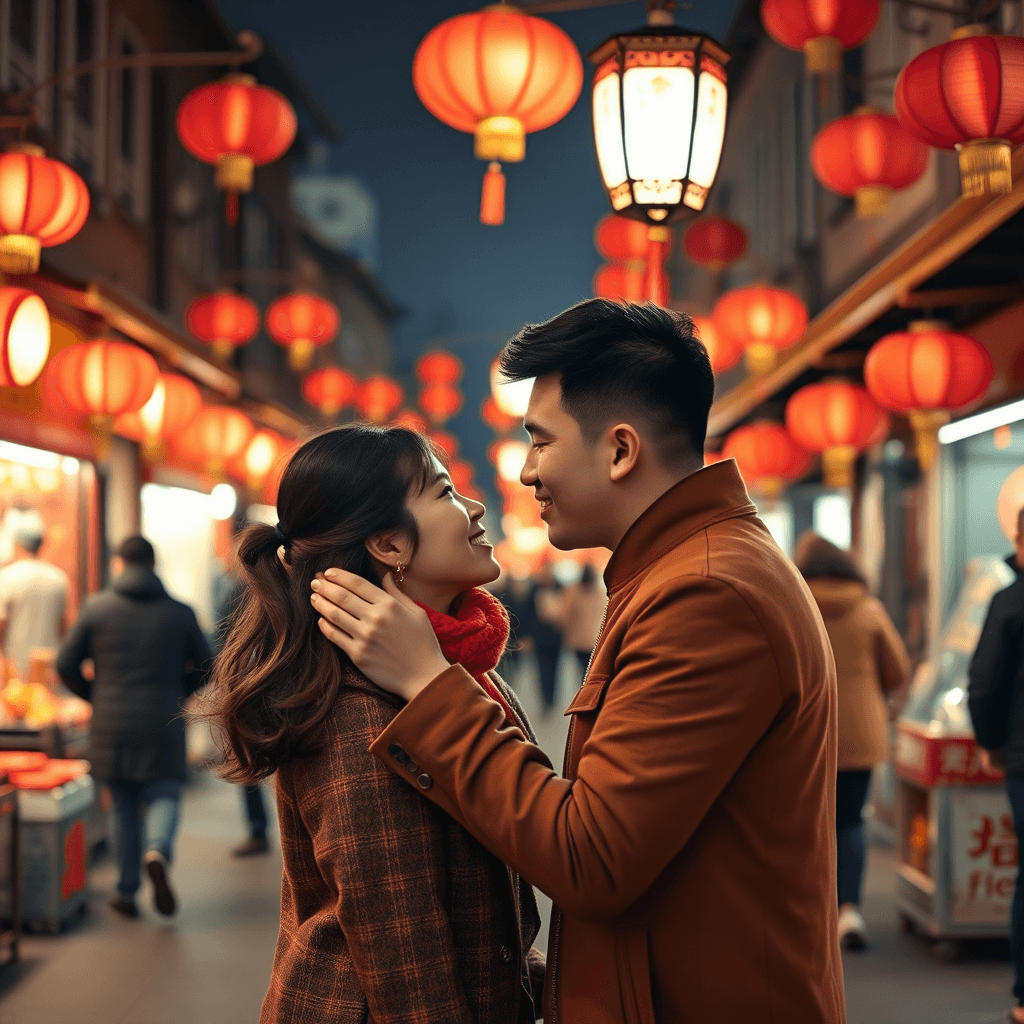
[968,506,1024,1024]
[57,535,212,920]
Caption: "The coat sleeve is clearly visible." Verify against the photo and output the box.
[968,589,1021,750]
[869,598,911,695]
[181,607,214,699]
[291,698,476,1024]
[55,605,93,701]
[370,576,785,923]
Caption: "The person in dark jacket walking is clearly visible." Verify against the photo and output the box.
[968,506,1024,1024]
[57,535,213,919]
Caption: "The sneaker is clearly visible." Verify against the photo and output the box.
[230,836,270,858]
[108,895,139,919]
[838,905,868,951]
[143,850,177,917]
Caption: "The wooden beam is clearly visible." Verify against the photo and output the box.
[897,284,1024,308]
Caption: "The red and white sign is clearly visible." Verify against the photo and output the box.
[894,723,1005,787]
[949,788,1018,925]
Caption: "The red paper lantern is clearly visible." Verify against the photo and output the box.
[356,375,404,423]
[863,320,993,469]
[413,5,582,225]
[419,383,464,426]
[692,314,742,375]
[683,217,748,273]
[115,372,202,457]
[265,293,340,372]
[713,286,808,375]
[428,430,459,460]
[173,405,255,475]
[186,291,260,361]
[302,367,359,418]
[0,143,90,274]
[895,28,1024,197]
[594,264,670,306]
[595,215,650,262]
[392,410,429,433]
[0,287,50,386]
[176,75,297,224]
[760,0,880,74]
[594,216,673,306]
[449,459,482,501]
[481,397,520,434]
[48,340,159,425]
[722,421,813,498]
[416,351,463,385]
[227,429,286,491]
[811,107,929,218]
[785,380,889,487]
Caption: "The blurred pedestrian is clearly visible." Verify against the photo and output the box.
[199,426,545,1022]
[557,563,606,677]
[57,536,212,920]
[967,505,1024,1024]
[212,542,270,858]
[795,531,911,951]
[520,564,563,713]
[0,521,69,680]
[488,570,525,682]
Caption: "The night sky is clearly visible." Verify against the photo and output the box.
[216,0,740,490]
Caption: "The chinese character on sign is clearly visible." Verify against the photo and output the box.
[969,814,1019,868]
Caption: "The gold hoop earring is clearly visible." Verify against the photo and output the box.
[395,561,405,585]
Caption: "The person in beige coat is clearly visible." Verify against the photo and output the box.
[795,532,911,951]
[557,563,607,675]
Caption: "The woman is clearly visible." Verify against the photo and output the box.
[203,425,546,1023]
[795,531,911,952]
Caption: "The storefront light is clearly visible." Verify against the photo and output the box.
[209,483,238,521]
[937,398,1024,445]
[0,439,61,470]
[61,457,80,475]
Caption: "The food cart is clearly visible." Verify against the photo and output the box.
[893,555,1018,960]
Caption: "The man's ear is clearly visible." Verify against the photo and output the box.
[607,423,642,483]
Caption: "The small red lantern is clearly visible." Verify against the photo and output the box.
[392,410,429,433]
[692,314,742,375]
[722,421,812,499]
[227,429,286,491]
[416,351,463,385]
[0,287,50,386]
[895,27,1024,197]
[265,293,340,372]
[302,367,359,418]
[481,396,520,434]
[428,430,459,460]
[785,380,889,488]
[594,264,670,306]
[713,285,808,375]
[115,372,202,459]
[414,6,583,226]
[811,107,929,218]
[173,405,255,475]
[176,75,297,224]
[0,143,90,275]
[186,291,260,361]
[683,217,748,274]
[594,215,673,306]
[356,375,404,423]
[419,383,463,426]
[760,0,880,74]
[863,320,993,469]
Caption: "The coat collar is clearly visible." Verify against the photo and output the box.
[603,459,757,595]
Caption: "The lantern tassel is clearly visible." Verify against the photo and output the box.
[644,227,671,307]
[480,163,505,226]
[226,191,239,226]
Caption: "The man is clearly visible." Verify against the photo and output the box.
[968,505,1024,1024]
[57,536,212,919]
[310,300,845,1023]
[0,521,69,680]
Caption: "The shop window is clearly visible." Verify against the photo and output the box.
[813,493,852,550]
[73,0,93,123]
[10,0,36,57]
[5,0,57,134]
[112,24,148,222]
[63,0,107,187]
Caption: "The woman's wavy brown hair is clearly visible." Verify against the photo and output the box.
[197,424,439,784]
[793,530,867,586]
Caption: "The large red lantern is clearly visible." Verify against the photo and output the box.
[722,421,812,499]
[863,320,993,469]
[683,217,748,274]
[413,6,582,225]
[785,380,889,488]
[302,366,358,418]
[186,291,260,361]
[265,293,340,372]
[176,76,297,224]
[713,285,808,376]
[594,215,673,306]
[692,314,742,375]
[48,339,159,426]
[416,351,463,385]
[0,287,50,386]
[811,107,929,218]
[895,27,1024,197]
[419,383,463,426]
[760,0,880,74]
[356,375,404,423]
[227,429,286,491]
[115,372,202,458]
[0,143,90,274]
[173,405,255,475]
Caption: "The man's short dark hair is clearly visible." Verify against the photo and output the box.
[116,535,155,568]
[499,298,714,466]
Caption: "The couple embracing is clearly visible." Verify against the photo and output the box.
[204,299,846,1024]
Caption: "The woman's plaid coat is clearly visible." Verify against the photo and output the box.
[261,664,546,1023]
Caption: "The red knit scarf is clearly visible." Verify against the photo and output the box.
[414,588,517,726]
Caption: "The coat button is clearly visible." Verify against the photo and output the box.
[417,773,433,789]
[406,761,419,774]
[388,744,408,766]
[500,945,513,962]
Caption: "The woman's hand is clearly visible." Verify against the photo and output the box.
[310,568,451,702]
